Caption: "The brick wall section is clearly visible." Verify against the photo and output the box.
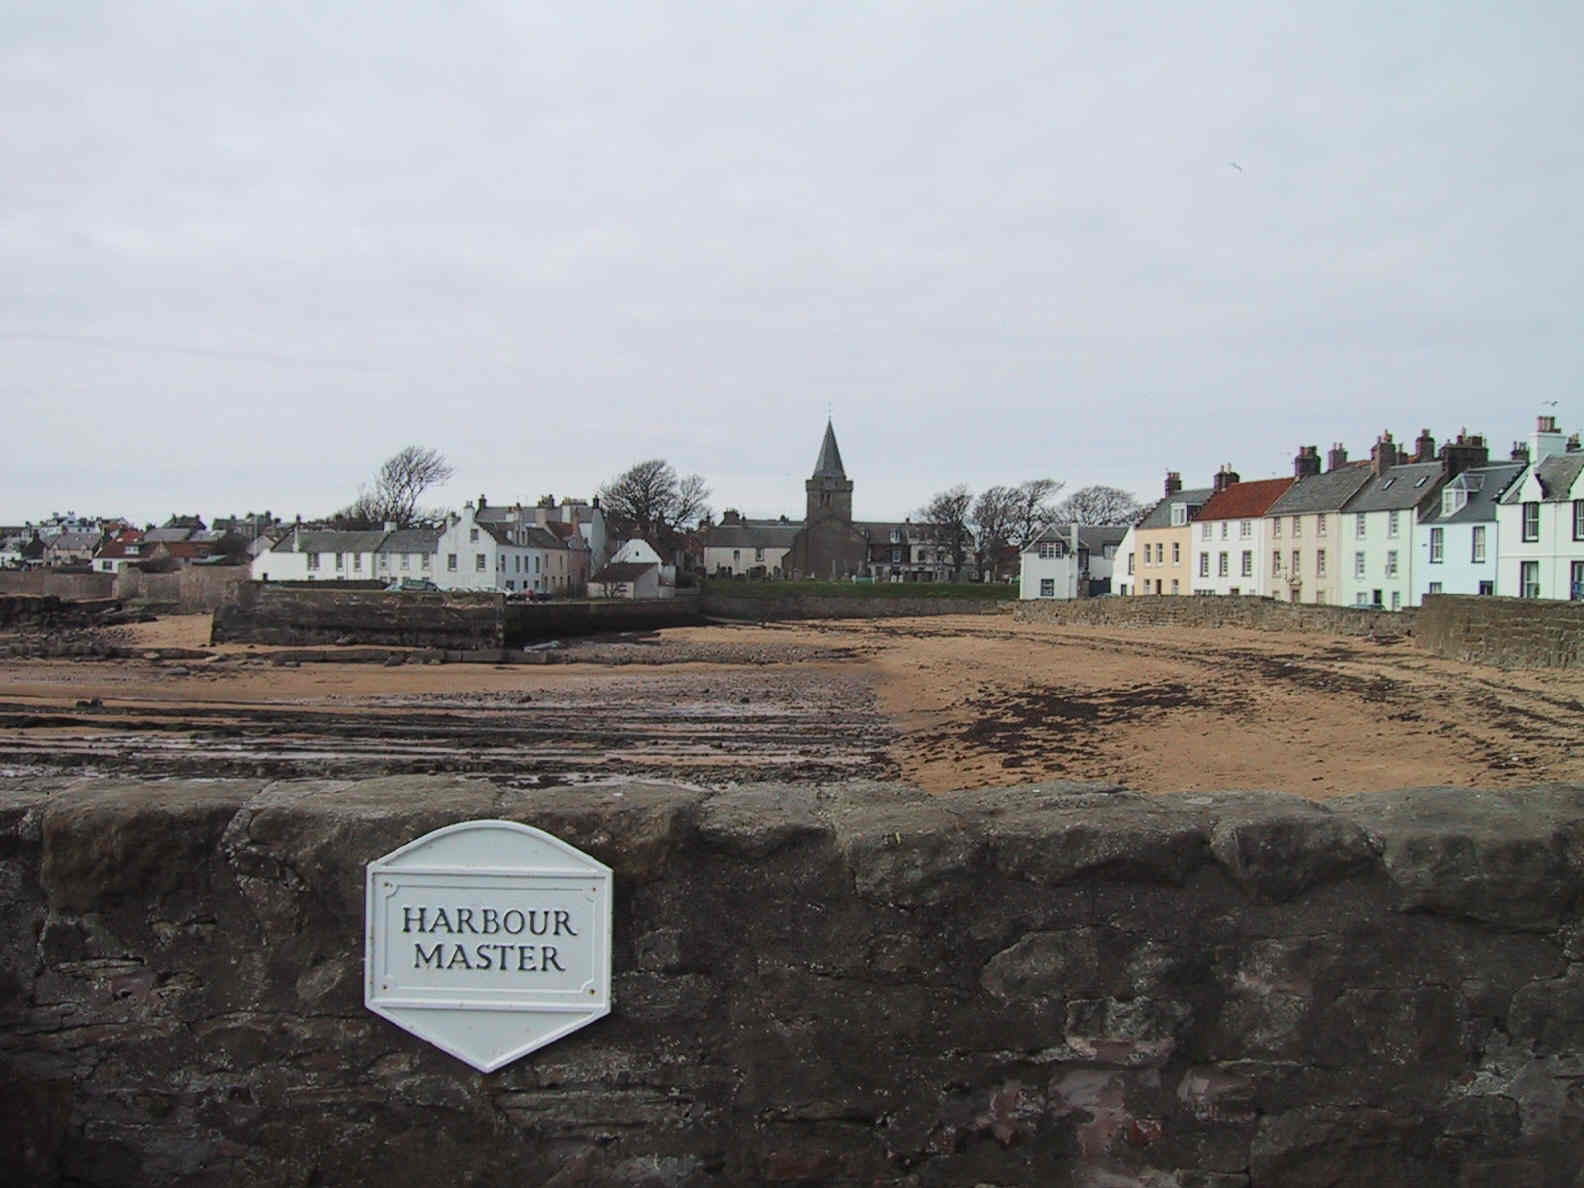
[1016,593,1414,636]
[1417,593,1584,668]
[702,592,1009,620]
[2,777,1581,1185]
[210,583,505,648]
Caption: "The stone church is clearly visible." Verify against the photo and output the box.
[783,421,871,580]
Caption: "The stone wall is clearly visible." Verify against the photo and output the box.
[4,776,1581,1186]
[1016,594,1414,637]
[210,583,505,649]
[1417,593,1584,668]
[702,591,1010,621]
[114,565,250,612]
[0,570,116,600]
[507,592,703,641]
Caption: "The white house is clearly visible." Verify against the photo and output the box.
[1111,524,1139,596]
[1018,525,1128,600]
[252,527,390,582]
[1189,470,1294,597]
[608,538,676,596]
[434,504,572,594]
[1496,416,1584,600]
[476,496,606,581]
[588,561,662,600]
[373,528,442,584]
[1334,434,1448,612]
[705,513,800,578]
[1413,460,1523,601]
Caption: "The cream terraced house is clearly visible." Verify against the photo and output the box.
[1262,445,1373,605]
[1130,472,1212,596]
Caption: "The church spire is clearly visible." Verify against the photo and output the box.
[812,419,846,479]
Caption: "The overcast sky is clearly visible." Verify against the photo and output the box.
[5,2,1580,527]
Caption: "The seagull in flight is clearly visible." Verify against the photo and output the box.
[1227,161,1244,173]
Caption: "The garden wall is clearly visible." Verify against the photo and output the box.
[114,565,249,612]
[3,776,1581,1186]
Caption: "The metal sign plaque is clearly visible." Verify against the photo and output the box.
[365,820,612,1072]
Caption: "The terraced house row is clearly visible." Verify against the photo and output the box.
[1112,415,1583,608]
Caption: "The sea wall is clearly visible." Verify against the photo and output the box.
[702,592,1009,621]
[0,570,116,600]
[1416,593,1584,669]
[210,583,505,649]
[507,593,704,641]
[1015,594,1414,637]
[3,777,1581,1186]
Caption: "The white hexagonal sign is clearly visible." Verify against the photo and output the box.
[365,820,612,1072]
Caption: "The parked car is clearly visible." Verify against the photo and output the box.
[385,578,440,592]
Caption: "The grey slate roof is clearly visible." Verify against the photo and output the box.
[1419,463,1524,525]
[144,527,193,543]
[377,528,441,554]
[1342,462,1446,514]
[520,525,567,549]
[1026,524,1130,553]
[270,528,389,554]
[707,521,802,549]
[1265,465,1373,516]
[1136,488,1215,530]
[1499,452,1584,504]
[48,532,100,551]
[812,420,846,478]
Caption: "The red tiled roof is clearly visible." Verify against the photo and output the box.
[1196,477,1296,521]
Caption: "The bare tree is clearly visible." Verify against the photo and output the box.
[331,487,383,530]
[598,459,712,551]
[1054,484,1144,526]
[1005,478,1066,551]
[971,486,1017,579]
[917,484,975,579]
[373,445,454,527]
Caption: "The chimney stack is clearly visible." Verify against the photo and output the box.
[1439,431,1488,480]
[1327,443,1349,471]
[1164,471,1182,496]
[1211,463,1240,494]
[1511,442,1531,464]
[1531,414,1567,463]
[1414,428,1436,463]
[1370,431,1399,477]
[1568,433,1582,454]
[1293,445,1321,479]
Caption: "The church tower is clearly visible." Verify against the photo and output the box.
[805,419,854,525]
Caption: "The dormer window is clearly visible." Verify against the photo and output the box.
[1170,504,1188,527]
[1442,489,1468,517]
